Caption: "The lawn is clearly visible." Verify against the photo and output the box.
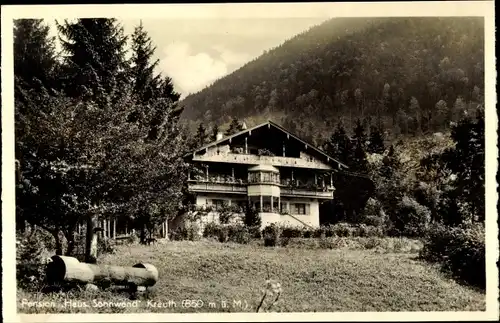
[17,239,485,313]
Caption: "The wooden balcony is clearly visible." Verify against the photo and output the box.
[281,188,334,199]
[188,180,247,194]
[192,153,332,170]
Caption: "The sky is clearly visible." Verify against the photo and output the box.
[49,17,328,98]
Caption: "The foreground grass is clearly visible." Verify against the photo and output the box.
[18,239,485,313]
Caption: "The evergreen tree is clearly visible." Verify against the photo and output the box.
[325,121,352,165]
[350,119,368,173]
[129,20,161,104]
[192,122,209,150]
[243,201,262,228]
[367,124,385,154]
[14,19,58,90]
[56,18,129,100]
[225,117,244,136]
[211,124,220,141]
[439,108,485,222]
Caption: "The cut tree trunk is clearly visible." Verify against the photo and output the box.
[46,255,158,288]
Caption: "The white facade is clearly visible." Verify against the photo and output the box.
[185,121,344,231]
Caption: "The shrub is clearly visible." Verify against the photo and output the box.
[420,223,485,289]
[356,224,385,237]
[248,225,262,239]
[217,226,229,243]
[281,226,303,238]
[302,228,314,238]
[363,215,386,228]
[170,222,201,241]
[244,204,262,228]
[262,224,281,247]
[227,225,251,244]
[392,196,431,237]
[16,229,51,290]
[331,223,355,237]
[203,222,222,239]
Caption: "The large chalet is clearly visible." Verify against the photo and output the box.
[184,120,348,229]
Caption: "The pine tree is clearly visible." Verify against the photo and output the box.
[439,108,485,222]
[192,123,209,150]
[14,19,58,90]
[351,120,368,173]
[225,117,244,136]
[56,18,129,100]
[367,125,385,154]
[325,121,352,165]
[129,20,161,104]
[211,124,220,141]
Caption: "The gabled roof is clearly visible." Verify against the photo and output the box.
[186,120,349,169]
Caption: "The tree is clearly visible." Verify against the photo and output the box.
[351,119,368,173]
[367,124,385,154]
[129,20,161,104]
[14,19,58,90]
[243,201,261,228]
[191,122,209,150]
[324,121,352,165]
[211,124,220,141]
[438,108,485,222]
[56,18,129,100]
[225,117,244,136]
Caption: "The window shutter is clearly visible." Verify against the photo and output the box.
[305,204,310,215]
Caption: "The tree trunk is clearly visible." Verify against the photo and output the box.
[52,231,63,256]
[85,214,99,264]
[140,222,147,244]
[65,232,76,256]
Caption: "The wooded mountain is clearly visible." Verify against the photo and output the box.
[180,17,484,146]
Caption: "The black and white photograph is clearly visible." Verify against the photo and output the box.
[2,1,497,321]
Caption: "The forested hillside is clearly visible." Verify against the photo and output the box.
[180,17,484,145]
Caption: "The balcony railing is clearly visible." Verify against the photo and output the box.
[188,180,247,194]
[192,153,332,170]
[281,188,333,199]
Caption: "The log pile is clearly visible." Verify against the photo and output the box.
[46,255,158,290]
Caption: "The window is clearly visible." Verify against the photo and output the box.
[293,203,308,215]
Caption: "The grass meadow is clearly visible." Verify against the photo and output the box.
[17,238,485,313]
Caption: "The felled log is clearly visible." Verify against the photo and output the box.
[46,255,158,288]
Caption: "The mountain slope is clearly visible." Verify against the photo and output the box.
[180,17,484,145]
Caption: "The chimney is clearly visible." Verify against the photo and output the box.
[216,132,223,141]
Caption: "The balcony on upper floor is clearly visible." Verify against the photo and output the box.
[192,152,332,170]
[187,179,247,194]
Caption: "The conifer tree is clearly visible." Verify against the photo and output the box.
[14,19,58,90]
[56,18,129,100]
[192,123,209,150]
[129,20,161,104]
[211,124,220,141]
[225,117,244,136]
[325,121,352,165]
[367,124,385,154]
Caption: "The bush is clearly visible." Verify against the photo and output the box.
[243,204,262,228]
[248,225,262,239]
[420,223,485,289]
[391,196,431,237]
[227,225,251,244]
[170,223,201,241]
[16,229,51,290]
[356,224,385,237]
[331,223,355,237]
[262,224,281,247]
[281,226,303,238]
[203,222,222,239]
